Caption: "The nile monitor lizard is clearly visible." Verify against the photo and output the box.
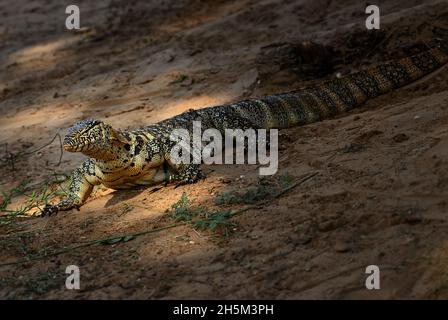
[42,45,448,216]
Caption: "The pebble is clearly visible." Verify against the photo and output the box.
[334,241,351,253]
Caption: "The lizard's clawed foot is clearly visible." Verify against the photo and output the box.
[41,204,59,217]
[170,164,205,188]
[173,171,205,188]
[41,199,81,217]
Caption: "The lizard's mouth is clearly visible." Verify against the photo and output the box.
[64,141,92,152]
[63,140,84,152]
[63,135,84,152]
[63,143,76,152]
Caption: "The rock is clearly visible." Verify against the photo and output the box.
[334,241,351,253]
[392,133,409,143]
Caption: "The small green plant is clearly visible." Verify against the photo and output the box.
[0,179,30,211]
[215,173,293,205]
[170,192,234,232]
[193,210,233,231]
[171,192,194,222]
[0,180,58,224]
[170,74,188,85]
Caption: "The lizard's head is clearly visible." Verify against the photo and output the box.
[64,119,127,154]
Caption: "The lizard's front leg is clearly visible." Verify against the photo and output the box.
[168,163,204,184]
[163,150,204,185]
[42,159,100,216]
[158,135,204,185]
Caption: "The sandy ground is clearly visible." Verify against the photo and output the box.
[1,0,448,299]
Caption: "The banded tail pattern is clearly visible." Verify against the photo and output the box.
[190,46,448,132]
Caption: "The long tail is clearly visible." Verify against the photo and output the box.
[218,46,448,130]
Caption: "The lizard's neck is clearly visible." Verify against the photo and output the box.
[81,140,129,162]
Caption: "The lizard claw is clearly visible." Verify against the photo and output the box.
[41,204,59,217]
